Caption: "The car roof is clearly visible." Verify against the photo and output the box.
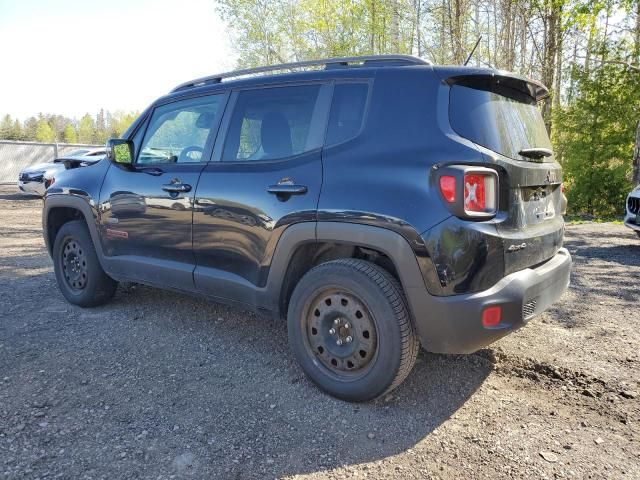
[156,55,432,105]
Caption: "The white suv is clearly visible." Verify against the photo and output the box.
[17,148,105,196]
[625,184,640,237]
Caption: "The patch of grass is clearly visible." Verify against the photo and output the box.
[564,214,624,225]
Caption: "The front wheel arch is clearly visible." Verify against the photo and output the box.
[46,206,85,255]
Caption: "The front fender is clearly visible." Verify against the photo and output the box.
[42,193,105,263]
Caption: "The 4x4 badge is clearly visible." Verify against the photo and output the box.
[508,243,527,252]
[546,171,559,184]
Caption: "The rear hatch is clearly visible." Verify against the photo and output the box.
[440,67,564,274]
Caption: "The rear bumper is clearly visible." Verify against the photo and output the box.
[408,248,572,354]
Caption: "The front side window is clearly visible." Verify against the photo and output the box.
[137,95,224,164]
[222,85,322,162]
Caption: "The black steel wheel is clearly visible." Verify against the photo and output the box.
[61,238,88,291]
[288,259,419,402]
[305,288,378,379]
[53,220,117,307]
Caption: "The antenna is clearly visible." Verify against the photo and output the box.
[463,36,482,66]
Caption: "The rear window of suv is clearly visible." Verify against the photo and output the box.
[449,84,552,161]
[326,83,368,145]
[222,85,322,162]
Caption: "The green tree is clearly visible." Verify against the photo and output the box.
[108,111,140,137]
[35,119,55,142]
[0,114,14,139]
[11,119,23,140]
[554,48,640,215]
[77,113,95,143]
[23,117,38,140]
[95,109,108,143]
[63,123,78,143]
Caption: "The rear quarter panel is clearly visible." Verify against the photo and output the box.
[318,67,475,240]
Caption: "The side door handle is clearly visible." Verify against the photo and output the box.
[162,183,192,193]
[267,184,308,195]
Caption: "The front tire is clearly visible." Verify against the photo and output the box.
[287,259,419,402]
[53,220,117,307]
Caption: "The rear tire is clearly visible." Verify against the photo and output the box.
[53,220,117,307]
[287,259,419,402]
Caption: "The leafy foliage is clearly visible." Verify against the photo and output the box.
[217,0,640,216]
[555,54,640,215]
[35,119,55,142]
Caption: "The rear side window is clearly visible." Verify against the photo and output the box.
[326,83,368,145]
[449,84,552,161]
[222,85,323,161]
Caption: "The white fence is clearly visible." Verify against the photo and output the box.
[0,141,102,184]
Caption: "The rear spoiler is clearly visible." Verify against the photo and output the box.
[433,66,549,102]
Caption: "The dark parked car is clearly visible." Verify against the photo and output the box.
[42,55,571,401]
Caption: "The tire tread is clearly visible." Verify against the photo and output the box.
[300,258,419,398]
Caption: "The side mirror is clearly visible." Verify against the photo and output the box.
[106,138,134,165]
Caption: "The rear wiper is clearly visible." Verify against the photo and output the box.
[518,147,553,159]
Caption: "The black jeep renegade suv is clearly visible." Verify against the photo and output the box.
[43,55,571,401]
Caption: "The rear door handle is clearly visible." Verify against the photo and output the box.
[267,184,308,195]
[162,183,192,193]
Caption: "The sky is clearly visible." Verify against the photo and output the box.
[0,0,236,120]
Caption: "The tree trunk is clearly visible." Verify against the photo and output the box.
[633,121,640,185]
[440,0,447,63]
[520,5,527,72]
[370,0,376,53]
[391,0,400,52]
[635,0,640,64]
[451,0,466,63]
[416,0,422,56]
[541,2,560,134]
[553,9,564,114]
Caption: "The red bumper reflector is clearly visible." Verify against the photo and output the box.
[482,306,502,328]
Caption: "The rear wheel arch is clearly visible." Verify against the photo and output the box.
[270,222,426,319]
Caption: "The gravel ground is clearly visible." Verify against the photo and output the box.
[0,185,638,479]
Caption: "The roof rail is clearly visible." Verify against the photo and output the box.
[170,54,429,93]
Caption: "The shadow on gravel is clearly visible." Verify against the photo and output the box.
[570,243,640,267]
[0,192,41,201]
[0,252,51,271]
[549,229,640,327]
[1,276,492,478]
[565,231,640,266]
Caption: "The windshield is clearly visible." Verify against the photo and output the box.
[449,84,552,161]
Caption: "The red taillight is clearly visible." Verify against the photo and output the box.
[45,177,55,188]
[464,172,496,215]
[561,183,565,193]
[439,175,457,203]
[437,167,498,219]
[482,305,502,328]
